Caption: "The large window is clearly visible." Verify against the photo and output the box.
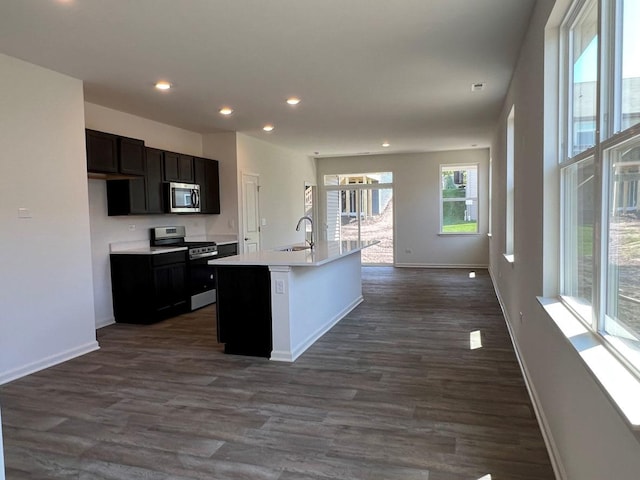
[560,0,640,375]
[440,165,478,234]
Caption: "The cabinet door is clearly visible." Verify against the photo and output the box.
[163,151,180,182]
[193,157,208,212]
[206,159,220,213]
[153,263,187,313]
[145,147,164,214]
[86,129,118,173]
[194,157,220,214]
[178,154,194,182]
[106,178,146,215]
[118,136,145,175]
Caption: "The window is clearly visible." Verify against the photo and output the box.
[560,0,640,375]
[440,165,478,234]
[506,106,515,255]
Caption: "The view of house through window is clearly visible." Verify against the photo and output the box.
[324,173,393,264]
[560,0,640,375]
[440,165,478,233]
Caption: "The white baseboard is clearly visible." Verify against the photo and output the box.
[95,316,115,329]
[270,296,364,362]
[0,341,100,386]
[488,268,567,480]
[395,263,489,269]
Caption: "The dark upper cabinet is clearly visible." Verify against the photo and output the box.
[145,147,164,214]
[164,152,194,183]
[106,178,147,215]
[107,147,168,216]
[178,154,194,182]
[86,129,118,174]
[118,136,145,176]
[86,129,145,176]
[194,157,221,214]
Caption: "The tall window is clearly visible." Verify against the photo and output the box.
[440,165,478,234]
[506,106,515,255]
[560,0,640,375]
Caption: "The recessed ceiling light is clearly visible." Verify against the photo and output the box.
[263,124,274,132]
[155,81,172,91]
[219,107,234,116]
[382,142,390,148]
[286,97,301,105]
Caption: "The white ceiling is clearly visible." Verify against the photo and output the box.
[0,0,535,157]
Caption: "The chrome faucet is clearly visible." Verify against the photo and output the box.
[295,216,314,249]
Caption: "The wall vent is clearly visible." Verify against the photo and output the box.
[471,82,486,92]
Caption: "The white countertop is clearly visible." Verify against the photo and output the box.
[208,240,378,267]
[110,246,188,255]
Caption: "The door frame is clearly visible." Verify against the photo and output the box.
[240,171,261,253]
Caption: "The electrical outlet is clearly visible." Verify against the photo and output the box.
[128,224,136,231]
[275,280,285,294]
[405,248,412,254]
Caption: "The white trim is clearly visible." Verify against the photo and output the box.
[488,268,568,480]
[271,296,363,362]
[538,296,640,429]
[96,316,115,329]
[395,263,489,269]
[0,406,4,480]
[503,253,515,264]
[0,341,100,386]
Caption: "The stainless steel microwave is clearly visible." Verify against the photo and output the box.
[165,182,200,213]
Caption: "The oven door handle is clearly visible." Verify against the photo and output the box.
[190,251,218,260]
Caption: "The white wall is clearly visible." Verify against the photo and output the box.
[85,103,210,327]
[316,149,490,267]
[236,134,317,249]
[489,2,640,479]
[0,54,98,384]
[202,132,240,236]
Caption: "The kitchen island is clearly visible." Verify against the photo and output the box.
[208,240,377,361]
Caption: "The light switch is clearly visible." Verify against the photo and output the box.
[275,279,285,294]
[261,218,267,226]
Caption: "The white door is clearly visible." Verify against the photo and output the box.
[242,173,260,253]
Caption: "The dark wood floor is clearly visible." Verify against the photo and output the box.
[0,267,555,480]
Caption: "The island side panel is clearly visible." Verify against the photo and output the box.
[272,251,364,362]
[215,265,272,357]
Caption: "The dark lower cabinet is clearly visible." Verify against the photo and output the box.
[215,266,272,357]
[110,251,188,324]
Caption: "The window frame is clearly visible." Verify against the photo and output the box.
[439,163,480,235]
[559,0,640,379]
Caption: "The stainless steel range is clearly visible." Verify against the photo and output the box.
[150,226,218,310]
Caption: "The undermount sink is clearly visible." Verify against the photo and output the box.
[279,245,312,252]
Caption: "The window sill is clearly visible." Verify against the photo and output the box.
[503,253,515,264]
[437,232,482,236]
[537,296,640,430]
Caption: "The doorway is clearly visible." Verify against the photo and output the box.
[241,172,260,253]
[325,173,394,265]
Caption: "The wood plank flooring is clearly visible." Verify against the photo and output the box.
[0,267,555,480]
